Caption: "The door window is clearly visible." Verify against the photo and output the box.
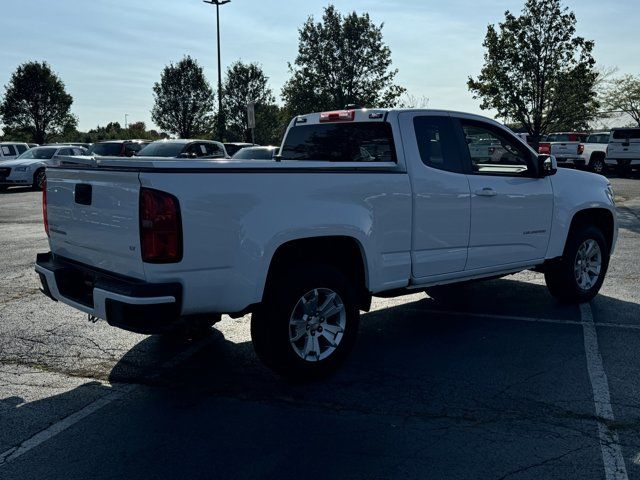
[461,121,532,176]
[413,116,462,173]
[1,145,16,156]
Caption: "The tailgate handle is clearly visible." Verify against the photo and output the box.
[75,184,92,205]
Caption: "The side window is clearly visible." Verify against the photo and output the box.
[461,121,532,176]
[57,148,72,156]
[184,143,201,157]
[413,116,462,172]
[204,143,224,157]
[15,144,27,154]
[1,145,16,156]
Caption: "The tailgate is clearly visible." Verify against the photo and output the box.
[46,167,146,279]
[550,142,579,157]
[608,141,640,159]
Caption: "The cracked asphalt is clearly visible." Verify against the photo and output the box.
[0,175,639,480]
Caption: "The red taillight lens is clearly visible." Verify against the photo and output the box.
[578,144,584,155]
[538,143,550,155]
[42,179,49,236]
[319,109,356,123]
[139,188,182,263]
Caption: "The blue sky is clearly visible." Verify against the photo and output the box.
[1,0,638,131]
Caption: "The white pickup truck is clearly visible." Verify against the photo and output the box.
[606,128,640,176]
[36,109,618,379]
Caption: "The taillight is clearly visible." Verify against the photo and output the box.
[319,109,356,123]
[42,179,49,237]
[538,143,550,155]
[139,188,182,263]
[578,144,584,155]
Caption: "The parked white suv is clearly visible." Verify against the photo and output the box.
[606,128,640,176]
[0,145,86,191]
[36,109,617,379]
[0,142,30,160]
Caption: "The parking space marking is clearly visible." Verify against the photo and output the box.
[580,302,629,480]
[418,308,640,331]
[0,334,216,467]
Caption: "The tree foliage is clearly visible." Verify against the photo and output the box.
[603,74,640,127]
[282,5,405,115]
[222,61,279,143]
[0,61,76,144]
[468,0,598,142]
[152,56,215,138]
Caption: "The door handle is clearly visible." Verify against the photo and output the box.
[475,188,498,197]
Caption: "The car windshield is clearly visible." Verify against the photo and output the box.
[137,142,186,157]
[232,147,276,160]
[88,143,122,156]
[17,147,58,160]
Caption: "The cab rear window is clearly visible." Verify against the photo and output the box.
[280,122,396,162]
[612,129,640,140]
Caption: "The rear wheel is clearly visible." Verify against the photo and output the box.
[589,154,606,174]
[251,265,359,380]
[32,169,46,191]
[544,225,609,303]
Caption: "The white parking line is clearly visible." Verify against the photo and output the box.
[0,334,216,467]
[580,303,629,480]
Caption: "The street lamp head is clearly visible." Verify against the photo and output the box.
[202,0,230,5]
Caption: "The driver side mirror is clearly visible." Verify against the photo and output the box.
[537,154,557,177]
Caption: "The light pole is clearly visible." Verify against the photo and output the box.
[124,113,129,129]
[203,0,230,140]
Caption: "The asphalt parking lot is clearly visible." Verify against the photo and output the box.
[0,175,639,480]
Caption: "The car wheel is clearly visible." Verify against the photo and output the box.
[32,169,46,191]
[544,225,609,303]
[251,265,359,380]
[589,156,606,174]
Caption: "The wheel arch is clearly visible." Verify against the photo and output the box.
[262,235,371,311]
[566,208,615,254]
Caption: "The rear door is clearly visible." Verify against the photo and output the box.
[46,167,146,279]
[456,117,553,271]
[399,112,471,278]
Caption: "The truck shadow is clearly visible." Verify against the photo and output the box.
[5,279,640,478]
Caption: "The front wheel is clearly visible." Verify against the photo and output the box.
[544,225,609,303]
[251,265,359,380]
[32,169,46,191]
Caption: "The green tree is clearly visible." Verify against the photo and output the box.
[603,74,640,127]
[468,0,598,145]
[0,61,76,144]
[282,5,405,115]
[152,56,215,138]
[222,61,278,143]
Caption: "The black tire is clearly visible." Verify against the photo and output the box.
[251,264,359,380]
[589,154,606,174]
[32,169,46,191]
[544,225,609,303]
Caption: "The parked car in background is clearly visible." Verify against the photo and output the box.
[28,143,39,149]
[137,139,229,159]
[36,108,617,379]
[231,146,278,160]
[0,145,85,191]
[224,142,255,157]
[538,132,589,168]
[606,128,640,176]
[88,140,150,157]
[45,142,92,149]
[0,142,30,160]
[578,132,609,174]
[515,133,537,148]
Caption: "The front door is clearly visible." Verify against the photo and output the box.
[457,118,553,271]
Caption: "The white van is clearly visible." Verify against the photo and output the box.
[0,142,30,160]
[606,128,640,175]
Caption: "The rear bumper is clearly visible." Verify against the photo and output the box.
[606,158,640,167]
[555,156,586,167]
[35,252,183,334]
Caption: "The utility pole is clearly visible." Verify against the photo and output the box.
[203,0,230,141]
[124,113,129,129]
